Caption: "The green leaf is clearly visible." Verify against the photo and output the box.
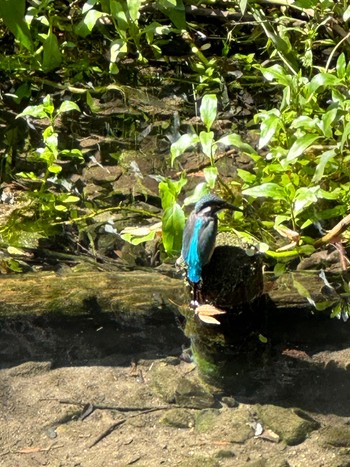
[319,108,337,138]
[239,0,248,14]
[16,105,47,119]
[243,183,288,200]
[42,28,62,72]
[258,112,283,148]
[183,182,209,206]
[86,91,100,113]
[199,131,214,159]
[58,101,81,114]
[292,278,316,307]
[54,204,68,212]
[159,176,187,210]
[286,134,320,161]
[62,195,80,203]
[343,5,350,22]
[170,133,199,166]
[260,65,292,87]
[156,0,186,30]
[203,166,218,189]
[83,9,104,31]
[293,187,319,215]
[200,94,217,131]
[237,168,256,184]
[48,164,62,174]
[127,0,142,22]
[75,9,104,37]
[340,121,350,151]
[121,229,157,245]
[306,73,340,97]
[336,53,346,79]
[312,149,336,183]
[0,0,33,51]
[217,133,256,154]
[162,203,185,255]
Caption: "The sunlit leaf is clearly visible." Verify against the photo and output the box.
[0,0,33,51]
[58,101,81,114]
[340,121,350,151]
[16,105,47,119]
[286,134,320,161]
[183,182,209,206]
[217,133,256,154]
[162,203,185,255]
[237,169,256,184]
[292,278,316,307]
[170,133,200,166]
[156,0,186,30]
[200,94,217,131]
[312,150,336,183]
[199,130,214,158]
[203,166,218,189]
[127,0,142,22]
[243,183,288,200]
[306,73,340,97]
[293,187,319,215]
[42,28,62,72]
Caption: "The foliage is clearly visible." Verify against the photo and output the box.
[1,0,350,298]
[0,95,83,246]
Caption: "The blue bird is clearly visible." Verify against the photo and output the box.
[181,193,241,305]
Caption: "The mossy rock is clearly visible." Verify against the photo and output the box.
[159,408,195,429]
[257,405,319,446]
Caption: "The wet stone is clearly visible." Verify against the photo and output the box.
[257,405,319,446]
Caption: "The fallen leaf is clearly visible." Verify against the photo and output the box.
[196,304,226,316]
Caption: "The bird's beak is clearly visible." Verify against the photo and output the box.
[223,202,242,212]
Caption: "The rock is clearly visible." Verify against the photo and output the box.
[256,405,319,446]
[149,361,216,408]
[160,408,195,428]
[321,424,350,447]
[221,396,238,408]
[149,361,179,403]
[215,449,235,459]
[7,361,52,377]
[195,406,254,444]
[175,377,217,408]
[177,456,220,467]
[195,409,221,433]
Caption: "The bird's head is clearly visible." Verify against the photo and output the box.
[194,193,241,216]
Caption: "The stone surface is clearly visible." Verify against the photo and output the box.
[159,408,195,429]
[257,405,319,446]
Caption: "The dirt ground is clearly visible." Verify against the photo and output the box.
[1,307,350,467]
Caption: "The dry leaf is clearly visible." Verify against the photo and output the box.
[197,315,221,325]
[196,304,226,316]
[196,304,226,325]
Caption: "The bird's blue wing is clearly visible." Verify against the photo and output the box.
[182,214,217,283]
[197,216,217,266]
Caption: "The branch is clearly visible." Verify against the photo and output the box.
[314,213,350,248]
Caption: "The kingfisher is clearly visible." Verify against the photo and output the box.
[180,193,241,305]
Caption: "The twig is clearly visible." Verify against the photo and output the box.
[89,407,165,448]
[314,213,350,248]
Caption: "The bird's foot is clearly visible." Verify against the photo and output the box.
[190,300,199,310]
